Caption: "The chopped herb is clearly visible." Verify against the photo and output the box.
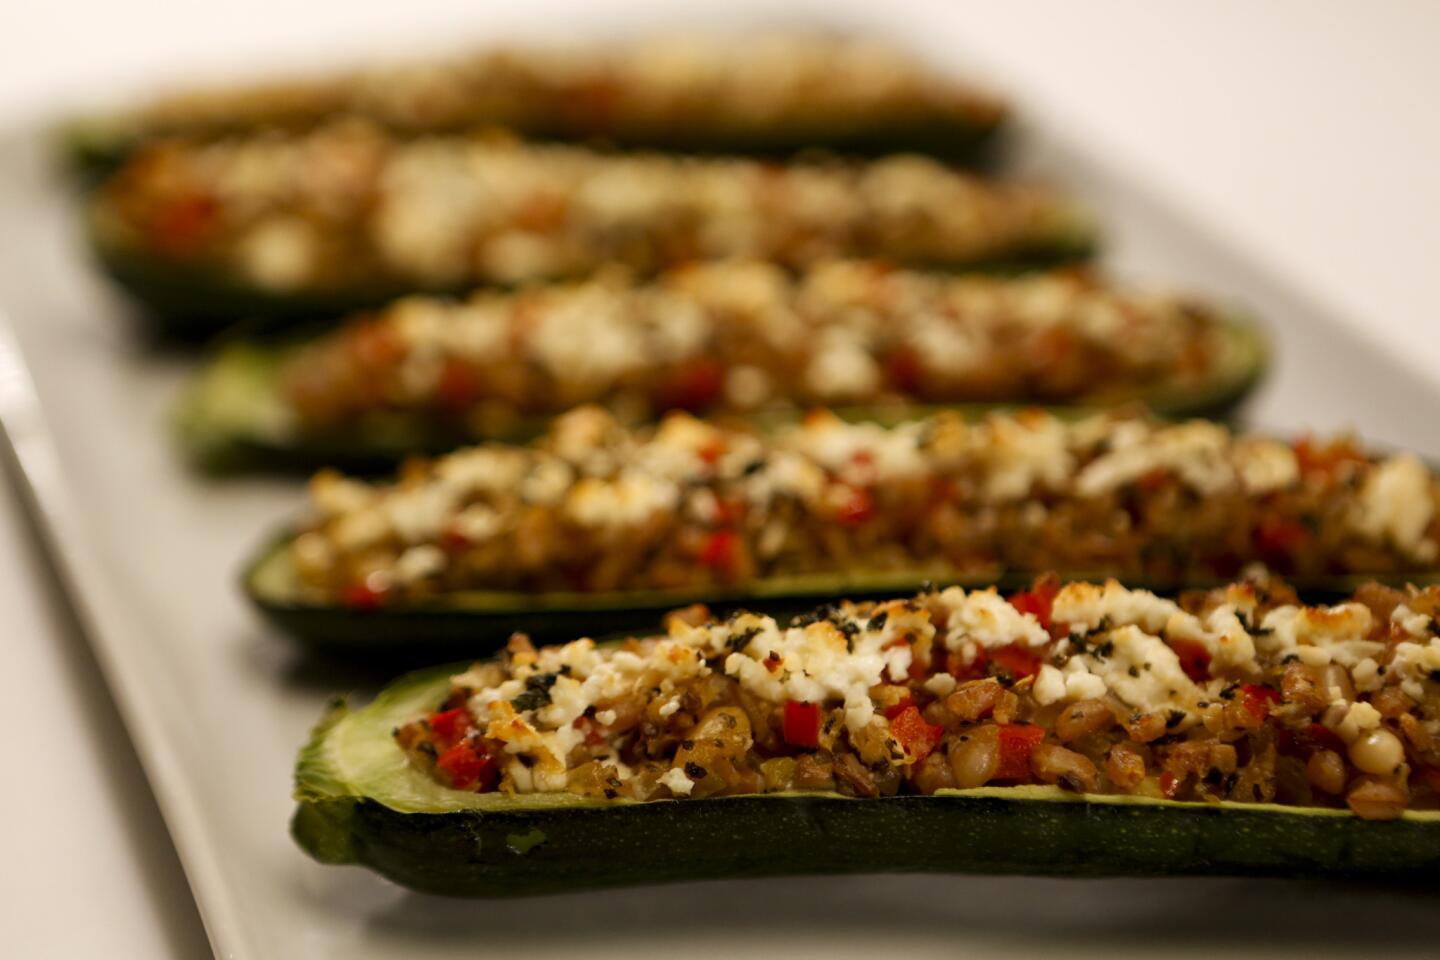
[726,627,760,653]
[869,611,889,631]
[1128,666,1140,678]
[1165,710,1185,730]
[684,761,708,780]
[510,672,559,711]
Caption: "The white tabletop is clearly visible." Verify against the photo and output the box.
[2,2,1438,957]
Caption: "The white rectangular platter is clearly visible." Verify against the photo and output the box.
[4,2,1440,957]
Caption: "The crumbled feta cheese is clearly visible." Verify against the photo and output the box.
[1075,420,1235,497]
[1077,625,1200,716]
[1351,455,1437,559]
[1053,580,1183,635]
[1351,658,1384,694]
[1391,638,1440,701]
[1335,701,1383,743]
[394,544,445,584]
[976,414,1073,502]
[922,674,957,697]
[1032,664,1066,706]
[658,767,695,796]
[1258,603,1381,669]
[933,586,1049,650]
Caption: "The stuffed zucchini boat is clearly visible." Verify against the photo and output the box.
[247,406,1440,650]
[293,577,1440,895]
[88,122,1094,335]
[179,260,1265,472]
[64,32,1008,179]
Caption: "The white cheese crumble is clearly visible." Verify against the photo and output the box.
[1257,603,1381,669]
[1335,701,1383,744]
[934,586,1049,650]
[1351,455,1437,559]
[658,768,695,796]
[1075,625,1201,716]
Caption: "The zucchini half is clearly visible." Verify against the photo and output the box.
[61,115,1007,186]
[244,535,1439,656]
[293,667,1440,896]
[90,226,1098,342]
[180,313,1267,474]
[247,536,981,653]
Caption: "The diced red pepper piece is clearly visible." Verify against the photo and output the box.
[1159,770,1180,799]
[988,644,1044,681]
[783,700,822,748]
[994,723,1045,781]
[712,497,746,526]
[889,705,943,762]
[1167,637,1213,683]
[882,696,916,721]
[1137,467,1171,492]
[572,716,606,746]
[439,522,471,553]
[885,346,923,393]
[435,740,498,792]
[946,647,989,682]
[436,358,482,412]
[427,708,473,749]
[1240,683,1281,722]
[151,191,217,255]
[351,322,406,368]
[1008,578,1060,629]
[1255,515,1310,558]
[659,358,725,412]
[698,529,740,575]
[341,578,387,611]
[833,485,875,526]
[697,438,726,466]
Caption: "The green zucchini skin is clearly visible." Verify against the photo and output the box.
[181,312,1267,474]
[293,668,1440,896]
[91,225,1097,342]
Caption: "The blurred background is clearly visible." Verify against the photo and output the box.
[3,1,1438,956]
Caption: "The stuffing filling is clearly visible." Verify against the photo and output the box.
[396,577,1440,820]
[281,260,1227,431]
[289,406,1439,604]
[95,33,1005,150]
[92,122,1086,295]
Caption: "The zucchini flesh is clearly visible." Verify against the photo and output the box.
[181,313,1266,474]
[293,668,1440,896]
